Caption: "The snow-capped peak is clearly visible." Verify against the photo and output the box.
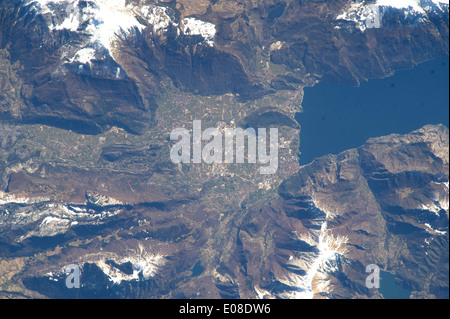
[336,0,449,31]
[376,0,449,13]
[25,0,148,64]
[24,1,216,66]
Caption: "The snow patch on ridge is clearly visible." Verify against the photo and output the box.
[26,0,148,63]
[285,222,349,299]
[1,195,124,241]
[23,0,217,66]
[261,200,349,299]
[182,17,216,47]
[336,0,449,31]
[376,0,449,13]
[42,246,166,285]
[69,47,96,65]
[145,6,178,34]
[0,192,50,205]
[424,223,447,235]
[87,246,165,284]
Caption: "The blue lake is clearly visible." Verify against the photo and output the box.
[379,271,411,299]
[296,56,449,165]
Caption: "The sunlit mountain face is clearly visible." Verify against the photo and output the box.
[20,0,215,80]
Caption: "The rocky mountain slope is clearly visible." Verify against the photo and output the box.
[0,124,447,299]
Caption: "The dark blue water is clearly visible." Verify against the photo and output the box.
[191,261,204,277]
[379,271,411,299]
[296,57,449,165]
